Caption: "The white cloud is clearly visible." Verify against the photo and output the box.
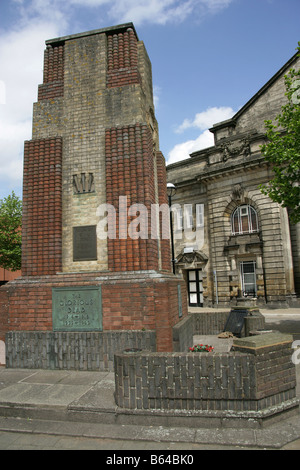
[176,106,235,133]
[0,17,63,197]
[12,0,234,27]
[167,106,236,164]
[167,129,214,165]
[0,0,235,197]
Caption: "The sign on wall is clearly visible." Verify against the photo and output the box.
[52,286,102,331]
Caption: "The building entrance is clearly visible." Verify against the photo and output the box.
[187,269,203,307]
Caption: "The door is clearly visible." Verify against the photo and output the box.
[187,269,203,307]
[240,261,257,297]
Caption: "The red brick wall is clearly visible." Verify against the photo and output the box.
[105,124,160,272]
[156,151,172,272]
[0,274,187,351]
[22,137,63,276]
[106,28,141,88]
[38,43,64,101]
[0,268,21,282]
[107,28,141,88]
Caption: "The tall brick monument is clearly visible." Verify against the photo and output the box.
[0,23,187,368]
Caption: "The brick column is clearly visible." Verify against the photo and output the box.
[38,43,64,101]
[22,137,63,276]
[105,124,159,272]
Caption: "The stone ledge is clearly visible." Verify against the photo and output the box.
[233,332,293,352]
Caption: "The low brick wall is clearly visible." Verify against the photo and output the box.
[172,311,265,351]
[115,333,298,417]
[5,330,156,371]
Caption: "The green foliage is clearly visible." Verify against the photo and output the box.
[0,191,22,271]
[260,42,300,224]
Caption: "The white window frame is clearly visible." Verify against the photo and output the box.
[231,204,259,235]
[240,261,257,297]
[196,204,204,228]
[184,204,193,229]
[176,206,183,230]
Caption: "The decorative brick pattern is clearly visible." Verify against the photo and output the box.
[114,333,297,412]
[105,124,160,272]
[38,43,64,101]
[156,151,172,272]
[22,138,63,276]
[6,330,156,371]
[106,28,141,88]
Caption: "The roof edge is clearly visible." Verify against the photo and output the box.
[209,50,299,133]
[45,22,138,45]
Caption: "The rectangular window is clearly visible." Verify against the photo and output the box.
[185,204,193,229]
[240,261,256,297]
[187,269,203,307]
[196,204,204,227]
[176,207,183,230]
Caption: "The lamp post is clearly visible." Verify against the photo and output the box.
[167,183,176,275]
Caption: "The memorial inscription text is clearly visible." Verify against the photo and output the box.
[52,287,102,331]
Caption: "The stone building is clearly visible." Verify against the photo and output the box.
[0,23,187,368]
[167,51,300,308]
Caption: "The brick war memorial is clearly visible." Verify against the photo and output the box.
[0,23,298,426]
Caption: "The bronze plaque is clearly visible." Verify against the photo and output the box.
[52,286,102,331]
[73,225,97,261]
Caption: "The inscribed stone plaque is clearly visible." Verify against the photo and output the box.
[224,309,249,336]
[73,225,97,261]
[52,286,102,331]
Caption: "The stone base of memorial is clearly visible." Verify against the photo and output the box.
[4,271,187,369]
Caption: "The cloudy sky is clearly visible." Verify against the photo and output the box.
[0,0,299,200]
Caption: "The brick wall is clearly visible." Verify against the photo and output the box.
[2,272,187,352]
[106,28,142,88]
[38,43,64,101]
[22,137,62,276]
[6,330,156,371]
[156,151,172,272]
[105,124,161,272]
[114,333,297,415]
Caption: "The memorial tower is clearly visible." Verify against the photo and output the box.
[0,24,187,368]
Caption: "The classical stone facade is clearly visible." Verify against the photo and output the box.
[167,52,300,308]
[0,23,187,360]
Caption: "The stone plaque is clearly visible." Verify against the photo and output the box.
[224,309,249,336]
[52,286,102,331]
[73,225,97,261]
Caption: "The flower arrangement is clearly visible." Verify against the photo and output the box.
[189,344,214,352]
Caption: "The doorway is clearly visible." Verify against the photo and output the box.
[187,269,203,307]
[240,261,257,297]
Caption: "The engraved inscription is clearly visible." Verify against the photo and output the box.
[52,287,102,331]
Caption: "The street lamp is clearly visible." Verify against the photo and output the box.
[167,183,176,275]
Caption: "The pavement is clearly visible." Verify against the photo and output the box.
[0,307,299,450]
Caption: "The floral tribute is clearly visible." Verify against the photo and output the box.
[189,344,214,352]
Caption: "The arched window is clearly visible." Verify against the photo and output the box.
[231,205,259,235]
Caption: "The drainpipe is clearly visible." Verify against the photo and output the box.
[213,270,219,305]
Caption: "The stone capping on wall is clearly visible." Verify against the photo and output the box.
[114,332,299,422]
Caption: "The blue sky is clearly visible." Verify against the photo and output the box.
[0,0,299,200]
